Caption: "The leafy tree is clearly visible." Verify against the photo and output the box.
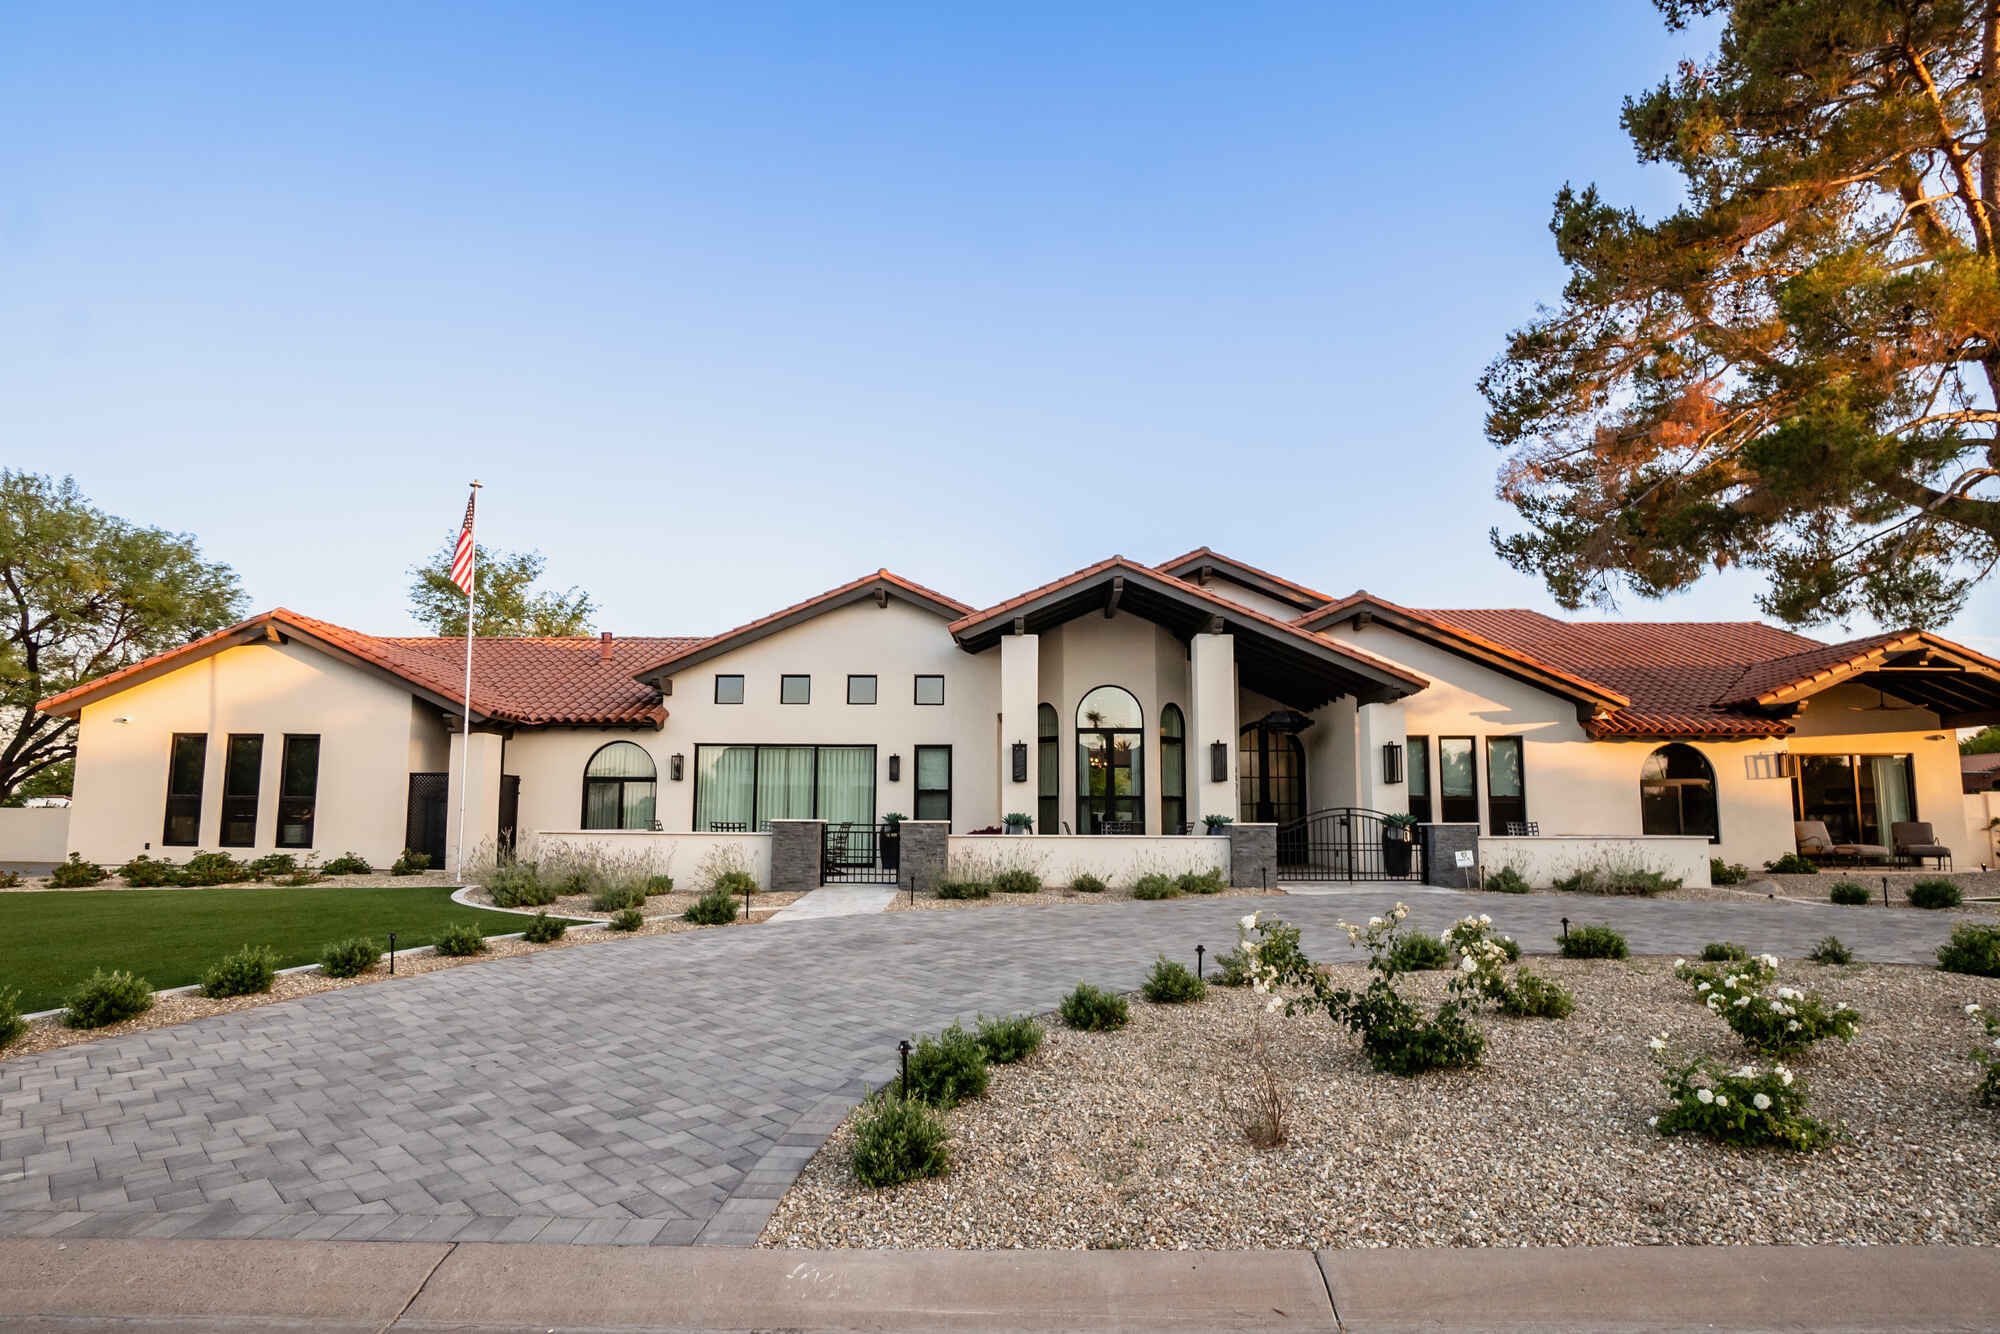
[2,472,245,803]
[407,540,595,637]
[1482,0,2000,628]
[1964,725,2000,754]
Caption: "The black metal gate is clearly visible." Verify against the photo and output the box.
[1275,808,1422,882]
[405,772,448,868]
[821,822,899,884]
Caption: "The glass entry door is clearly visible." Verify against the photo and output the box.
[1077,730,1142,832]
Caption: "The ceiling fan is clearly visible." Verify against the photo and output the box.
[1845,688,1904,712]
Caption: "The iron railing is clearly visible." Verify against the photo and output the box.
[1275,808,1423,882]
[821,822,900,884]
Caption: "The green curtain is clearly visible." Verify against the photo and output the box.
[1869,754,1914,833]
[755,746,816,828]
[695,745,755,830]
[818,746,876,825]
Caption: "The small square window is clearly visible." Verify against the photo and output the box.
[914,675,944,706]
[847,675,877,705]
[714,675,744,704]
[781,674,811,705]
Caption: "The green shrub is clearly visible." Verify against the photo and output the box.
[178,851,249,886]
[119,854,179,887]
[247,853,297,881]
[645,874,675,896]
[1909,878,1962,910]
[322,852,372,876]
[0,987,24,1050]
[431,921,487,956]
[1177,868,1227,895]
[0,870,18,888]
[62,970,154,1029]
[1130,873,1180,900]
[1141,956,1206,1003]
[1344,984,1486,1074]
[1701,941,1749,963]
[1552,864,1680,896]
[1212,945,1254,986]
[390,849,430,876]
[608,907,644,932]
[1807,935,1853,965]
[936,880,991,900]
[522,912,568,943]
[1936,923,2000,977]
[591,882,647,913]
[1387,932,1454,972]
[199,944,278,998]
[281,856,325,887]
[992,867,1041,894]
[318,937,379,977]
[1710,858,1749,886]
[1495,933,1522,962]
[1764,853,1818,875]
[50,853,108,888]
[713,869,758,897]
[1969,1004,2000,1109]
[974,1013,1043,1064]
[850,1091,949,1188]
[1059,982,1129,1031]
[1069,872,1107,893]
[560,869,593,896]
[1497,970,1575,1019]
[899,1023,989,1108]
[1829,880,1873,905]
[1654,1055,1828,1150]
[683,887,739,924]
[488,862,559,908]
[1713,982,1860,1057]
[1484,866,1531,894]
[1559,924,1628,959]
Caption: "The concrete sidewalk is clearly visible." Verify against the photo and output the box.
[3,1239,1997,1331]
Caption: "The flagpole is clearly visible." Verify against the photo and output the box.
[455,480,481,883]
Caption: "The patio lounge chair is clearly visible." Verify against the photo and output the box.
[1793,820,1890,866]
[1891,821,1953,871]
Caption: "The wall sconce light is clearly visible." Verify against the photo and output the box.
[1209,741,1228,783]
[670,753,685,782]
[1011,742,1029,783]
[1381,742,1404,785]
[889,753,901,782]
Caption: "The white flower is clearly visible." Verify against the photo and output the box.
[1753,1093,1772,1110]
[1479,914,1491,925]
[1673,958,1686,969]
[1239,914,1259,932]
[1733,996,1751,1008]
[1969,1003,1984,1016]
[1368,916,1384,929]
[1733,1065,1755,1078]
[1759,954,1779,969]
[1266,997,1284,1014]
[1697,982,1711,993]
[1786,1019,1801,1032]
[1714,1095,1729,1108]
[1778,1068,1794,1086]
[1459,956,1478,972]
[1647,1116,1659,1127]
[1696,1088,1714,1104]
[1647,1035,1667,1052]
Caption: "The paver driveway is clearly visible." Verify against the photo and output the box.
[0,888,1973,1246]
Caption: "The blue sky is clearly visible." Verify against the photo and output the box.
[4,2,1995,650]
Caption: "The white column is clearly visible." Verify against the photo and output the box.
[1324,696,1360,808]
[998,632,1039,827]
[447,729,503,870]
[1355,700,1407,814]
[1189,631,1237,827]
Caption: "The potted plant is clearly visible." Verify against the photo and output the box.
[880,813,903,872]
[1003,812,1034,836]
[1202,814,1235,835]
[1382,812,1417,877]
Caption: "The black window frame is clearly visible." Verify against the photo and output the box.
[581,740,660,831]
[162,732,207,847]
[914,744,952,823]
[1437,736,1479,825]
[1406,734,1432,823]
[846,674,877,705]
[1643,742,1722,843]
[1485,736,1525,835]
[691,742,877,831]
[780,674,811,705]
[276,733,321,849]
[1160,703,1187,834]
[714,674,745,705]
[219,733,264,848]
[913,674,944,706]
[1037,703,1060,835]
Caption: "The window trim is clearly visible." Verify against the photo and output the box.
[690,742,879,831]
[714,674,745,705]
[219,733,264,848]
[1485,735,1525,836]
[581,740,660,831]
[1642,742,1722,844]
[1437,736,1479,825]
[1159,703,1187,834]
[162,732,207,847]
[913,674,944,706]
[914,744,953,823]
[846,674,877,706]
[276,733,320,849]
[780,674,811,705]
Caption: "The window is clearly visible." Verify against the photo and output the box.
[1407,735,1431,823]
[1077,685,1144,833]
[1641,743,1719,841]
[1486,736,1525,835]
[1037,703,1059,835]
[582,741,657,830]
[915,745,952,822]
[1238,727,1305,826]
[714,674,744,704]
[1160,704,1187,833]
[277,735,320,848]
[1793,752,1914,846]
[162,733,207,846]
[693,743,876,831]
[847,674,877,705]
[914,674,944,705]
[780,674,810,705]
[1438,737,1478,824]
[219,734,263,847]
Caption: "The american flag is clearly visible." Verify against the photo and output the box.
[449,487,478,596]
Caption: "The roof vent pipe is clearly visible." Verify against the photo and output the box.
[600,631,613,663]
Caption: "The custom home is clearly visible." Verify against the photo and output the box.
[38,548,1997,887]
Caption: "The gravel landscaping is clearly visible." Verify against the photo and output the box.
[761,956,2000,1250]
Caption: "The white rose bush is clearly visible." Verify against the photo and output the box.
[1444,914,1575,1020]
[1671,953,1777,999]
[1649,1035,1829,1150]
[1968,1003,2000,1109]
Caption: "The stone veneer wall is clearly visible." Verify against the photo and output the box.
[769,820,825,894]
[1420,822,1480,889]
[896,820,949,895]
[1225,823,1277,891]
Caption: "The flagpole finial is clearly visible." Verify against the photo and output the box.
[470,479,482,489]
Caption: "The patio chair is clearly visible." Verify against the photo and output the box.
[1891,821,1953,871]
[710,821,747,833]
[1793,820,1890,866]
[1506,821,1540,837]
[1099,819,1142,835]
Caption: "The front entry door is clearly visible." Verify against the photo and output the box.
[1076,729,1142,833]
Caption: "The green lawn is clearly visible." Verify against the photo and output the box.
[0,884,548,1013]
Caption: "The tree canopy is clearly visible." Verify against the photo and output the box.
[2,472,245,802]
[1482,0,2000,628]
[1965,724,2000,753]
[407,540,596,637]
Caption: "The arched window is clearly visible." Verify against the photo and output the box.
[1160,704,1187,833]
[1076,686,1143,833]
[1640,744,1717,842]
[1037,704,1059,835]
[583,741,658,830]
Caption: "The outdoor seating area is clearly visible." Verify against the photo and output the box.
[1793,819,1955,871]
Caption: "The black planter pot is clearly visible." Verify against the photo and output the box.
[1381,832,1413,878]
[881,826,901,872]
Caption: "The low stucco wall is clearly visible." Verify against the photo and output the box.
[1479,834,1714,890]
[521,830,773,889]
[0,807,70,866]
[947,833,1229,887]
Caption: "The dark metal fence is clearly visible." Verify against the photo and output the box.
[1275,808,1423,882]
[821,822,900,884]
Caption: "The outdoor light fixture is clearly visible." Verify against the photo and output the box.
[670,753,685,782]
[1210,741,1228,783]
[1382,742,1404,785]
[1011,741,1028,783]
[888,753,901,782]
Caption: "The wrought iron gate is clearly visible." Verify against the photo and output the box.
[1275,808,1422,882]
[405,772,448,868]
[821,822,900,884]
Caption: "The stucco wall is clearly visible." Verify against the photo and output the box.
[1480,834,1715,889]
[0,808,70,866]
[1967,790,2000,867]
[521,829,773,888]
[66,640,418,865]
[1034,614,1195,835]
[947,832,1227,888]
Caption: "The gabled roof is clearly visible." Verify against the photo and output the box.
[1155,547,1333,614]
[1716,631,2000,717]
[632,569,969,682]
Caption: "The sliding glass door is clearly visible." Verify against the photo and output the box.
[1795,753,1915,846]
[693,744,876,831]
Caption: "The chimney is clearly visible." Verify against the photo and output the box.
[599,631,613,663]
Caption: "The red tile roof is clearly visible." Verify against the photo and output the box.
[1155,546,1335,609]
